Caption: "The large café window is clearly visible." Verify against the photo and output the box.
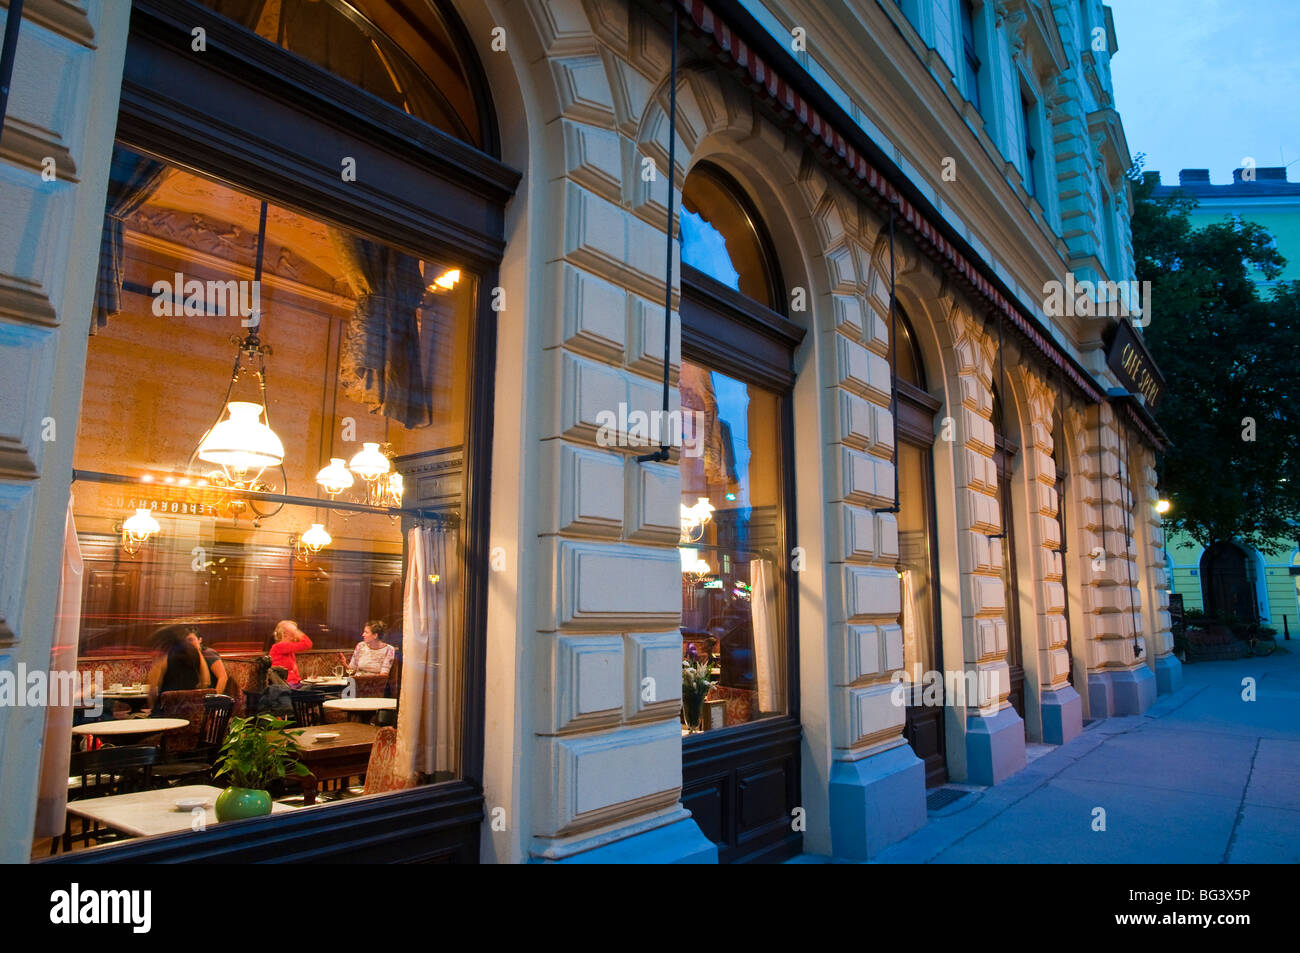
[678,165,793,735]
[36,0,498,856]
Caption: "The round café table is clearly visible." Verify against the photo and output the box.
[296,678,349,699]
[322,697,396,724]
[71,717,189,747]
[75,690,151,717]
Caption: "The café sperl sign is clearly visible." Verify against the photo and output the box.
[1105,319,1164,410]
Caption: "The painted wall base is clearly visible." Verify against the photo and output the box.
[534,816,718,863]
[1088,670,1114,718]
[1110,665,1157,714]
[1039,685,1083,745]
[1153,653,1183,695]
[964,705,1026,786]
[1088,666,1157,717]
[828,744,926,860]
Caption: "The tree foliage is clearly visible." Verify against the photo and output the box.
[1130,163,1300,554]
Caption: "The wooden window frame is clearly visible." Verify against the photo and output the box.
[678,261,806,863]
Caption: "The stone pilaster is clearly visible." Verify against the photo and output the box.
[1132,443,1181,694]
[1075,402,1155,716]
[1017,368,1082,744]
[820,191,926,860]
[523,0,711,863]
[947,310,1025,785]
[0,0,135,862]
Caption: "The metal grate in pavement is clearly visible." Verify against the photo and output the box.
[926,787,969,811]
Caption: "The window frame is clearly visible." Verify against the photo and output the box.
[1020,90,1039,197]
[678,251,806,862]
[679,266,805,736]
[959,0,983,113]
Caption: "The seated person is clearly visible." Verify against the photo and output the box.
[268,620,312,685]
[342,620,395,676]
[146,625,211,707]
[186,626,229,695]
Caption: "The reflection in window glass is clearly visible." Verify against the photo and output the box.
[681,166,776,309]
[889,310,926,390]
[679,360,786,734]
[42,145,474,853]
[897,441,937,681]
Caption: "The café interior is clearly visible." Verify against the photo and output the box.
[32,142,472,855]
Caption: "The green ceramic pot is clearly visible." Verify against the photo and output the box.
[215,786,272,821]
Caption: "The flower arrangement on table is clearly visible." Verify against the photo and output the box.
[681,643,716,733]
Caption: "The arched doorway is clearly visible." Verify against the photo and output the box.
[1201,542,1257,622]
[893,309,947,787]
[992,389,1025,720]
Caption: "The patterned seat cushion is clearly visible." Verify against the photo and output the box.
[362,726,408,796]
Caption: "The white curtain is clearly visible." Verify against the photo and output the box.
[33,496,84,838]
[750,558,782,713]
[396,523,460,782]
[900,569,918,674]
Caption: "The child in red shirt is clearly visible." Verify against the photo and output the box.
[269,620,312,685]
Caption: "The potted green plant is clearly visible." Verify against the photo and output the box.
[212,714,311,821]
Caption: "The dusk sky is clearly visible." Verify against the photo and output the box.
[1109,0,1300,185]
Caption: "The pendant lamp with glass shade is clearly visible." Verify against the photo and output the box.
[187,200,287,522]
[316,439,403,509]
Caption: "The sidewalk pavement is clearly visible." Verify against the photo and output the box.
[795,644,1300,863]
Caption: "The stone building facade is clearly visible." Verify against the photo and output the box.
[0,0,1175,863]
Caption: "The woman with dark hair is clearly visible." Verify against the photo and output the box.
[145,625,210,707]
[343,620,395,675]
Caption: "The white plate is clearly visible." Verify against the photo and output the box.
[175,798,210,811]
[311,732,340,742]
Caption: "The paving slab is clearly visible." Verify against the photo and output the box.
[1054,726,1256,800]
[928,778,1239,864]
[1225,805,1300,864]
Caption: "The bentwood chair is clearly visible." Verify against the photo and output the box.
[152,694,235,787]
[290,689,327,728]
[56,745,159,854]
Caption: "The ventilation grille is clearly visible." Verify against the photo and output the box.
[926,788,969,811]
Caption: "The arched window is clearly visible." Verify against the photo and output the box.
[680,163,782,311]
[888,307,927,390]
[198,0,489,148]
[678,164,804,862]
